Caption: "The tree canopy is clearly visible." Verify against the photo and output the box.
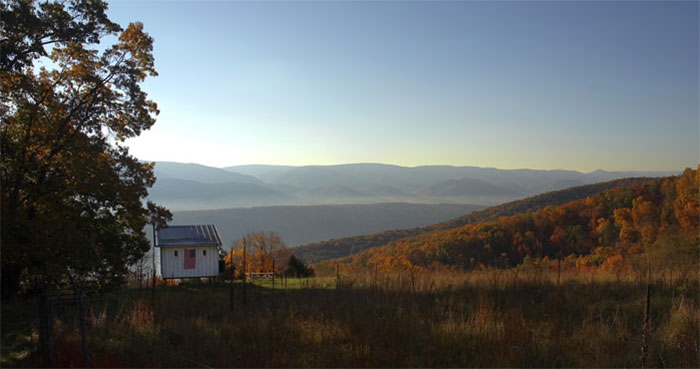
[1,0,170,299]
[316,168,699,277]
[224,232,293,277]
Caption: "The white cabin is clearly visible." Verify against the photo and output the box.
[157,224,222,279]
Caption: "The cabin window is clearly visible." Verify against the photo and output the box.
[174,250,178,257]
[203,250,207,256]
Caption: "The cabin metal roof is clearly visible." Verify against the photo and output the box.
[156,225,222,247]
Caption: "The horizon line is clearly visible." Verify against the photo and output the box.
[143,159,688,174]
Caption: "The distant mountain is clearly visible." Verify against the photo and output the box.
[223,163,678,196]
[421,178,522,198]
[268,165,379,189]
[149,161,680,211]
[154,162,263,185]
[294,185,378,204]
[170,203,485,248]
[292,177,656,263]
[148,178,297,210]
[223,165,294,183]
[146,162,683,256]
[354,183,412,199]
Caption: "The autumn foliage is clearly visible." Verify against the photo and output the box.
[295,177,655,264]
[1,0,171,298]
[223,232,292,277]
[317,167,699,276]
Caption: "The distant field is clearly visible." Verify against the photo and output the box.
[2,271,697,368]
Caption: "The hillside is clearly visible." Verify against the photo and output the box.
[421,177,517,197]
[293,176,662,263]
[314,167,698,274]
[154,161,263,184]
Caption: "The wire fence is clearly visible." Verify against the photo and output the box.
[31,275,337,367]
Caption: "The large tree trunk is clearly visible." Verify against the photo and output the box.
[1,262,21,301]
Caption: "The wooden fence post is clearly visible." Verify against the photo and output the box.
[641,282,651,369]
[69,275,90,369]
[229,263,235,314]
[152,223,157,328]
[35,278,52,367]
[242,237,248,305]
[641,254,652,369]
[138,263,143,290]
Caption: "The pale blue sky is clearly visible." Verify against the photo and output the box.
[108,0,699,172]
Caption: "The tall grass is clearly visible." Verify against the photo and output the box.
[4,270,698,367]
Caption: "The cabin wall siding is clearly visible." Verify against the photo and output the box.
[160,246,219,279]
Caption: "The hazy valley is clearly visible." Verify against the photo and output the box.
[172,202,483,247]
[149,162,677,248]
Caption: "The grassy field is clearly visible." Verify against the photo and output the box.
[2,271,698,367]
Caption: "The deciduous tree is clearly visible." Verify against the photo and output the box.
[1,0,170,299]
[225,232,292,276]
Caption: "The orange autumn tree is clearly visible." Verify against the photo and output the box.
[674,166,699,233]
[224,232,292,277]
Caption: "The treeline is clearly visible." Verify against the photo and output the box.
[295,177,654,263]
[222,232,314,278]
[316,167,698,275]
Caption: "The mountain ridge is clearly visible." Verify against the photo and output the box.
[150,161,679,211]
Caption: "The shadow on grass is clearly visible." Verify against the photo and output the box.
[4,276,699,367]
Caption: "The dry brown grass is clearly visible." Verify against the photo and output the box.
[4,269,698,367]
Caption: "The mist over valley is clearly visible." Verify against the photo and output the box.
[148,162,678,248]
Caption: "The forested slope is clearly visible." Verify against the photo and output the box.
[315,167,698,275]
[295,177,654,263]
